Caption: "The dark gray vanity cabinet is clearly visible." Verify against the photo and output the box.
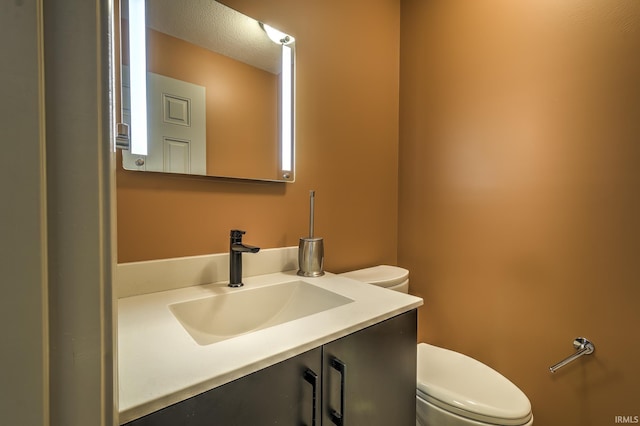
[123,346,322,426]
[322,310,417,426]
[123,310,416,426]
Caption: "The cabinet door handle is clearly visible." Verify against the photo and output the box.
[329,357,347,426]
[303,368,318,426]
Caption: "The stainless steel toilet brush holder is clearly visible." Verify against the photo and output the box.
[297,237,324,277]
[298,190,324,277]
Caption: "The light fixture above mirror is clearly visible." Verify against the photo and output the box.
[261,23,295,45]
[120,0,296,182]
[260,24,295,178]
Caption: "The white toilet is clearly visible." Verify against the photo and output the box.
[340,265,534,426]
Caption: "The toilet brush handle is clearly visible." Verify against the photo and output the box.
[309,190,315,238]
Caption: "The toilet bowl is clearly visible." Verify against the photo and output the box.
[417,343,533,426]
[340,265,534,426]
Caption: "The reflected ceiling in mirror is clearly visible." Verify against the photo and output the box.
[121,0,295,182]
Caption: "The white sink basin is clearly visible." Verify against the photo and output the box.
[169,280,354,345]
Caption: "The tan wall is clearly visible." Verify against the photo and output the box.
[399,0,640,424]
[117,0,400,268]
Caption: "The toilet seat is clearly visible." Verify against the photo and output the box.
[417,343,533,426]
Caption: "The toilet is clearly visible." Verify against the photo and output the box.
[340,266,534,426]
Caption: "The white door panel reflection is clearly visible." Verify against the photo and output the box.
[123,71,206,175]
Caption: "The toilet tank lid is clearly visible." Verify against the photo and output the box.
[417,343,532,424]
[339,265,409,288]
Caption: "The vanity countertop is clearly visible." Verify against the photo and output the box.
[118,270,423,424]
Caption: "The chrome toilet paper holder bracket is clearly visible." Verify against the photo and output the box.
[549,337,595,373]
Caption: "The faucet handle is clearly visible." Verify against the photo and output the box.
[230,229,246,242]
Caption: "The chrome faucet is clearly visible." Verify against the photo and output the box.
[229,229,260,287]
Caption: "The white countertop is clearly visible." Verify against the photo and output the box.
[118,270,423,424]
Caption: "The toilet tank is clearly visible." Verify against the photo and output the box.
[339,265,409,293]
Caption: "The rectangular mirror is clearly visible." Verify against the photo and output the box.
[120,0,295,182]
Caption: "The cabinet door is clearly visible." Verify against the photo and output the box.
[322,310,417,426]
[124,346,322,426]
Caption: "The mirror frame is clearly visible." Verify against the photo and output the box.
[124,0,295,182]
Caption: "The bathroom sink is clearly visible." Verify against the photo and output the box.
[169,280,354,345]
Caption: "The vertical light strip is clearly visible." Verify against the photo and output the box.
[128,0,148,155]
[281,44,292,172]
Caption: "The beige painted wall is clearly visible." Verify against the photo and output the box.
[399,0,640,424]
[4,1,116,425]
[1,1,48,424]
[44,0,117,424]
[117,0,401,271]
